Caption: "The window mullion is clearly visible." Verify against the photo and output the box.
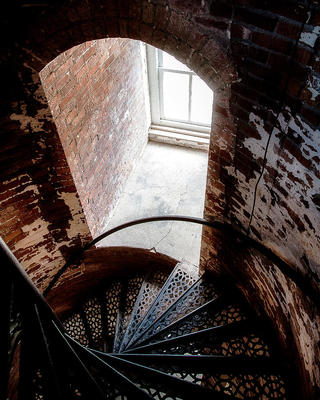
[159,69,164,120]
[158,49,163,67]
[158,67,195,76]
[188,74,192,122]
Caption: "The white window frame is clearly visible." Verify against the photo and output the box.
[146,45,212,136]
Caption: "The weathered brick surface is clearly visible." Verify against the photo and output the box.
[0,57,91,291]
[200,3,320,398]
[207,238,320,400]
[1,0,319,397]
[41,38,149,237]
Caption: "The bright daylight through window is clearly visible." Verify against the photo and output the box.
[147,46,214,145]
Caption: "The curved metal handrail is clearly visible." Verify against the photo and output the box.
[0,237,61,323]
[42,215,319,307]
[43,216,224,296]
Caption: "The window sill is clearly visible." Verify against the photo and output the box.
[148,125,209,151]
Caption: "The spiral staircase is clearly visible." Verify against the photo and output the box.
[3,217,294,400]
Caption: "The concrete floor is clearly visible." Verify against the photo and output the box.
[99,141,208,266]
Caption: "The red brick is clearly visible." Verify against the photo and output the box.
[210,2,233,19]
[82,45,96,64]
[235,7,278,31]
[41,39,149,237]
[128,19,140,39]
[201,39,229,68]
[139,23,153,44]
[106,18,120,37]
[142,2,155,24]
[285,78,304,97]
[300,105,320,127]
[195,16,229,32]
[152,29,168,48]
[276,19,301,39]
[252,31,293,53]
[154,5,170,29]
[310,53,320,74]
[129,0,141,19]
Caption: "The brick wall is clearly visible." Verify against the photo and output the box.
[205,1,320,292]
[1,1,319,397]
[198,3,320,397]
[0,52,91,291]
[227,237,319,400]
[41,38,150,237]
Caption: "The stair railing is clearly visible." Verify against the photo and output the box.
[41,215,319,306]
[1,215,317,400]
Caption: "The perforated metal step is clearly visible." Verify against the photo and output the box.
[113,274,145,352]
[119,270,170,352]
[128,274,221,349]
[58,262,290,400]
[125,262,199,349]
[131,295,247,349]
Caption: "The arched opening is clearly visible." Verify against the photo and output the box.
[40,37,213,265]
[1,5,233,286]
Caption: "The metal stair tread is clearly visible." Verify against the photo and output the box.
[128,274,225,349]
[125,261,199,349]
[92,350,229,400]
[119,270,170,352]
[113,273,145,352]
[131,293,247,349]
[59,267,288,399]
[123,319,271,358]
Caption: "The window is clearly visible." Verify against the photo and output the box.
[147,46,214,135]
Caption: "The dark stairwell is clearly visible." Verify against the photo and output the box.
[1,1,319,399]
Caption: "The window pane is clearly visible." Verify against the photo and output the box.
[191,76,213,125]
[162,71,189,121]
[161,51,190,71]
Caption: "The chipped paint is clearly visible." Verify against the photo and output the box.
[300,26,320,47]
[214,101,320,285]
[11,214,61,285]
[251,107,320,278]
[1,179,40,204]
[58,191,90,239]
[248,253,320,390]
[306,73,320,101]
[244,112,269,159]
[10,64,53,134]
[1,56,92,290]
[10,102,52,134]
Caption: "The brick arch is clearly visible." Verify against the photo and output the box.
[20,1,235,91]
[1,0,237,284]
[30,2,236,253]
[5,2,319,278]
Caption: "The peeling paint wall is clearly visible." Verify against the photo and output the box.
[0,50,91,291]
[203,3,320,293]
[200,2,320,398]
[205,238,320,399]
[248,108,320,288]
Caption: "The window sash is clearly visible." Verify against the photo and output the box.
[147,45,211,134]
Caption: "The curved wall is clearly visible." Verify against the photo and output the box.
[0,1,319,397]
